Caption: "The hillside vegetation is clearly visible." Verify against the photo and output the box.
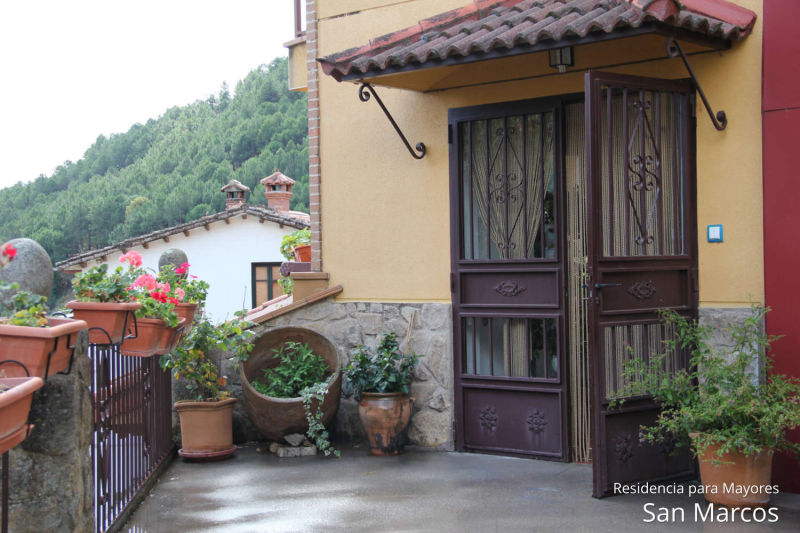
[0,57,308,263]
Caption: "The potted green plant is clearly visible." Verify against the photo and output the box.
[240,328,341,457]
[0,243,87,378]
[344,333,420,456]
[610,307,800,507]
[0,375,44,454]
[280,228,311,263]
[159,312,254,459]
[67,251,144,344]
[121,273,182,358]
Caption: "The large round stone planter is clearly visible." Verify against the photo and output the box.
[240,327,341,442]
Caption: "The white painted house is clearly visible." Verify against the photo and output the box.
[56,173,309,321]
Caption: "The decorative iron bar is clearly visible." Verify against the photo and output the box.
[666,37,727,131]
[90,335,174,533]
[358,83,426,159]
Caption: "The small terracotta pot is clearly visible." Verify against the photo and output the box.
[0,318,87,378]
[175,303,200,329]
[358,392,414,456]
[175,397,237,460]
[66,301,141,344]
[696,439,774,507]
[293,244,311,263]
[0,377,44,442]
[159,317,187,354]
[0,424,33,455]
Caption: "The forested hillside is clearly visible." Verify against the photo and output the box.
[0,57,307,263]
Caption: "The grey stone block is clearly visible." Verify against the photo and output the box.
[276,444,317,457]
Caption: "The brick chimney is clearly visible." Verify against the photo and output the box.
[261,169,295,213]
[220,179,250,210]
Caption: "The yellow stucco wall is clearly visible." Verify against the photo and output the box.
[316,0,764,306]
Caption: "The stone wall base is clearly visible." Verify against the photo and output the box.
[227,300,455,451]
[8,333,93,533]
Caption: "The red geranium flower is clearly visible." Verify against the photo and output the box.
[1,243,17,259]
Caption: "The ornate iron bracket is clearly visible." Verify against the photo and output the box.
[358,83,426,159]
[666,38,727,131]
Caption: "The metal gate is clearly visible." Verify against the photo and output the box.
[90,338,175,531]
[449,98,568,460]
[585,71,698,497]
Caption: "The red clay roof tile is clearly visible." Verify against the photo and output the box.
[319,0,756,81]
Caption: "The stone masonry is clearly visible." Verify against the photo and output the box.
[220,300,454,450]
[8,331,93,533]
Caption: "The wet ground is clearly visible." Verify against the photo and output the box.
[125,444,800,532]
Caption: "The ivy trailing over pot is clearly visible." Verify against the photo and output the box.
[252,341,339,457]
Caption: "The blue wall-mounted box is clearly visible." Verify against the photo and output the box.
[707,224,723,243]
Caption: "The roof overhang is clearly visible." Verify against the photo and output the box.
[318,0,756,92]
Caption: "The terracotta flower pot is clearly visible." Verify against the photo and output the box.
[0,377,44,444]
[66,301,141,344]
[293,244,311,263]
[119,317,166,357]
[175,397,237,460]
[358,392,414,456]
[240,327,341,442]
[159,317,187,354]
[0,318,87,378]
[175,303,200,328]
[696,440,774,507]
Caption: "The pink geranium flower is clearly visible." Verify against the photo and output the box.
[157,282,171,293]
[175,262,190,275]
[133,274,157,291]
[175,288,185,301]
[119,250,143,268]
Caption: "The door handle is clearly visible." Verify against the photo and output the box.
[594,282,622,289]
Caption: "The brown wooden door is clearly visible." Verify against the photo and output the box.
[585,72,698,497]
[449,98,568,460]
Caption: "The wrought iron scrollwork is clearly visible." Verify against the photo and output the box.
[479,406,499,432]
[494,280,527,297]
[526,409,548,433]
[358,83,426,159]
[628,280,657,300]
[666,38,727,131]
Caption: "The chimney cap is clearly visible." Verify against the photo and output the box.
[220,179,251,193]
[261,170,295,186]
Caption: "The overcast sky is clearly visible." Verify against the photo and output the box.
[0,0,295,190]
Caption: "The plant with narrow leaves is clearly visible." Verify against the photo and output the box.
[343,333,420,401]
[609,306,800,463]
[159,311,254,400]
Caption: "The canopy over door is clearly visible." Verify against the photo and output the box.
[585,71,698,497]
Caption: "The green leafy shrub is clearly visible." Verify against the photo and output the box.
[610,307,800,462]
[279,228,310,261]
[159,312,254,400]
[343,333,420,400]
[251,341,339,457]
[0,282,48,327]
[252,341,328,398]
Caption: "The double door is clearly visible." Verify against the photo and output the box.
[450,72,698,494]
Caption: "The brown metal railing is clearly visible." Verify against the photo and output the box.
[90,339,174,532]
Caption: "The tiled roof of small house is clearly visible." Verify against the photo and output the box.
[318,0,757,81]
[220,178,251,193]
[261,170,296,186]
[55,204,309,270]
